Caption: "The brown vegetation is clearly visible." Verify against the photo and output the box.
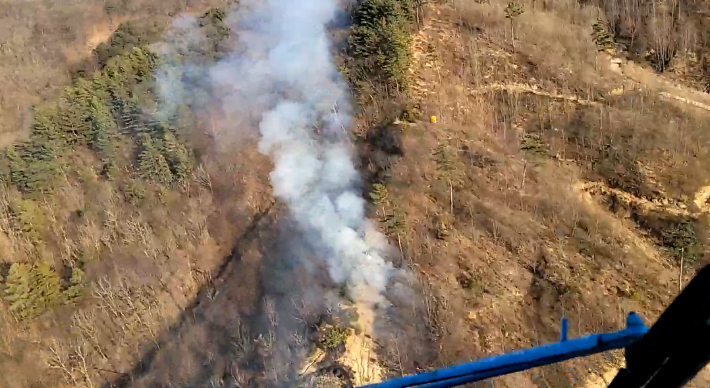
[355,0,710,385]
[1,0,710,387]
[0,0,230,147]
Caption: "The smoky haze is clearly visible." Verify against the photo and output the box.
[150,0,427,386]
[205,0,400,320]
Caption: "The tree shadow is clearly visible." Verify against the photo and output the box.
[102,204,277,388]
[100,200,370,388]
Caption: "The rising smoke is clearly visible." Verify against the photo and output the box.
[209,0,399,315]
[154,0,420,385]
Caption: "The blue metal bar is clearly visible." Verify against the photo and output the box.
[358,312,648,388]
[560,317,569,342]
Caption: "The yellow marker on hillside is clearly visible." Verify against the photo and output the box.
[430,115,437,124]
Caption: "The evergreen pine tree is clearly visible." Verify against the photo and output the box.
[4,262,62,320]
[138,134,173,184]
[369,183,389,205]
[89,96,118,160]
[63,267,85,303]
[161,131,193,182]
[349,0,414,91]
[4,263,33,319]
[32,262,62,313]
[505,2,524,51]
[592,20,615,54]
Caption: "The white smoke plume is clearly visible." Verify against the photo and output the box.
[152,14,209,121]
[203,0,399,313]
[142,0,429,385]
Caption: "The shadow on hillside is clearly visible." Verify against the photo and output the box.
[99,118,427,388]
[101,197,365,388]
[102,204,277,388]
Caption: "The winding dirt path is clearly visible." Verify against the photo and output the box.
[612,55,710,113]
[403,2,710,387]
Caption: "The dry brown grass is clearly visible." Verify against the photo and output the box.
[2,0,710,387]
[450,0,602,89]
[450,0,710,200]
[357,0,710,386]
[0,0,231,147]
[0,125,275,387]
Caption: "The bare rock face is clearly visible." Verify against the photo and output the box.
[609,57,624,74]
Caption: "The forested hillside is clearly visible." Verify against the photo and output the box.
[0,0,231,146]
[0,7,275,387]
[0,0,709,387]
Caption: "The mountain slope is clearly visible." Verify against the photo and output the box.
[0,0,709,387]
